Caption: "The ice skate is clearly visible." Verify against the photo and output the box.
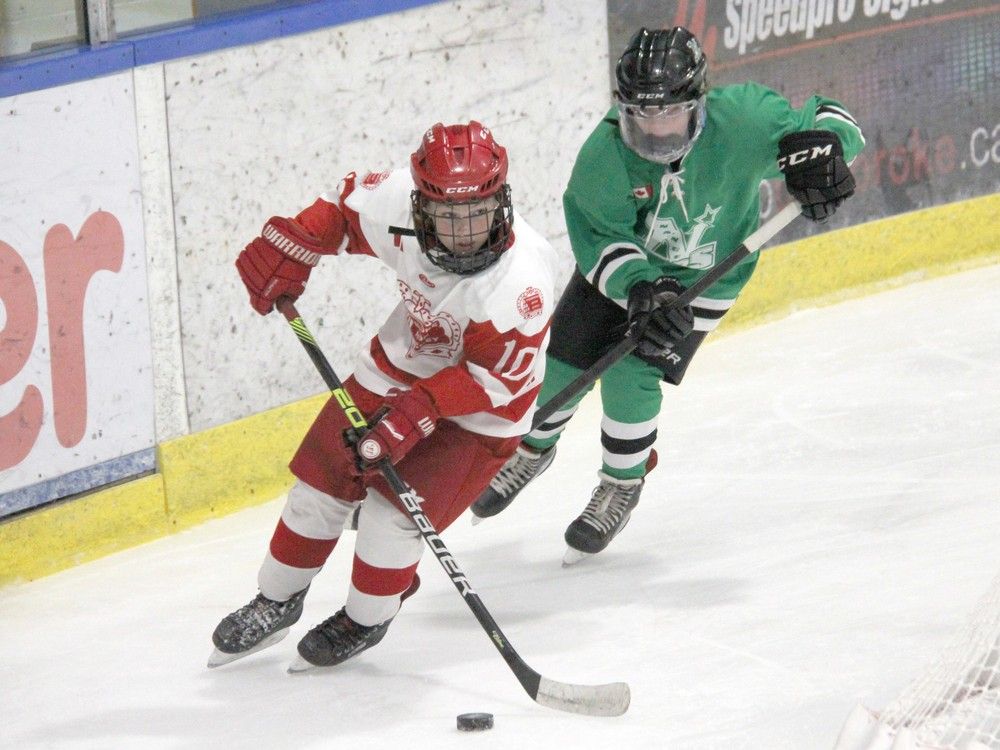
[288,573,420,673]
[288,608,393,672]
[470,444,556,524]
[207,587,308,668]
[562,473,643,566]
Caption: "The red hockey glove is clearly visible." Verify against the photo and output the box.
[354,388,439,469]
[236,216,327,315]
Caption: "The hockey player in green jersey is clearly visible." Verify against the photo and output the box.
[471,26,865,564]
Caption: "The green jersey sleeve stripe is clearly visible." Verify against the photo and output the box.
[585,243,645,300]
[816,103,859,127]
[690,296,736,311]
[816,104,866,145]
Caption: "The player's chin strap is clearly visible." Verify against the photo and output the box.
[529,201,803,430]
[274,296,631,718]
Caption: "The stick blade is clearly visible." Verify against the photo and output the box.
[534,676,631,716]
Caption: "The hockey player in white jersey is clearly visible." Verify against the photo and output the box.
[209,121,558,671]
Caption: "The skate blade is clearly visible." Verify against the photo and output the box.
[287,655,318,674]
[562,547,593,567]
[206,628,290,668]
[470,513,485,526]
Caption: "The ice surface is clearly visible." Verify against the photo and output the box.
[2,266,998,750]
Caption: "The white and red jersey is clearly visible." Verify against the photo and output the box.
[293,168,559,438]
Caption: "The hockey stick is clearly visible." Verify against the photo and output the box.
[529,202,802,430]
[275,297,630,717]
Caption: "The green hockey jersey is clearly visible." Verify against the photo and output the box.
[563,82,866,304]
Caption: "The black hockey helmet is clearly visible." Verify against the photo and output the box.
[615,27,708,163]
[616,26,708,106]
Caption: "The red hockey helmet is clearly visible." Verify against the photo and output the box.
[411,121,508,200]
[409,121,513,274]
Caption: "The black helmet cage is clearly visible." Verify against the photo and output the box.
[410,185,514,275]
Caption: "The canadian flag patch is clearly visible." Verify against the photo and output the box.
[517,287,544,319]
[632,184,653,199]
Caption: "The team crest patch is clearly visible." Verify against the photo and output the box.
[632,184,653,199]
[517,287,544,319]
[646,203,721,270]
[399,281,461,358]
[361,170,391,190]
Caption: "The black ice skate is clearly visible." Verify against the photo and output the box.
[470,443,556,523]
[289,608,393,672]
[562,472,644,566]
[207,587,308,668]
[288,573,421,673]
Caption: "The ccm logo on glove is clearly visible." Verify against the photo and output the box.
[776,142,835,171]
[778,130,855,223]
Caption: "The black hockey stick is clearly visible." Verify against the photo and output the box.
[529,202,802,430]
[275,297,630,717]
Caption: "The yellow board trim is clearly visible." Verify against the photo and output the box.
[158,393,327,529]
[2,194,998,586]
[1,394,327,587]
[724,193,1000,332]
[0,475,169,585]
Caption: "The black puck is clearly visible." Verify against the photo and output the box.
[456,712,494,731]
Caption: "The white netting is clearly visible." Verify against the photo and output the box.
[877,571,1000,749]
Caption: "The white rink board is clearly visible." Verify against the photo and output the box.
[1,266,998,749]
[159,0,606,432]
[0,72,155,504]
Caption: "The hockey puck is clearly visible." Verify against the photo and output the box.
[456,712,494,731]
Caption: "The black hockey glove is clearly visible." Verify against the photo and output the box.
[626,277,695,357]
[778,130,856,223]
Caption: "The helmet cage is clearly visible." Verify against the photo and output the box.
[614,27,708,163]
[410,185,513,275]
[617,95,706,164]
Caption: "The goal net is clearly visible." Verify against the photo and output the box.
[834,572,1000,750]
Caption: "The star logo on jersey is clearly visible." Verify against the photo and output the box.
[694,204,720,227]
[645,203,720,270]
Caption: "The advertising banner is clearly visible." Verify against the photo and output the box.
[0,72,156,518]
[608,0,999,234]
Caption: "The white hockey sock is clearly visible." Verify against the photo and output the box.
[345,491,422,626]
[258,481,355,601]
